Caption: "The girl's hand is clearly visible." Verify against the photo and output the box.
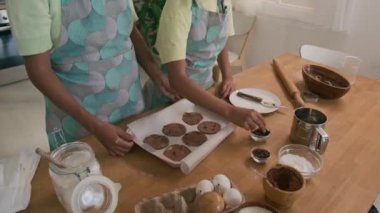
[227,106,266,131]
[219,78,236,99]
[154,74,181,101]
[92,121,135,156]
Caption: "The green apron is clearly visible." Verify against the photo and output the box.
[145,0,229,109]
[47,0,144,150]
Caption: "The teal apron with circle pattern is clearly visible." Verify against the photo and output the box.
[145,0,229,109]
[47,0,144,150]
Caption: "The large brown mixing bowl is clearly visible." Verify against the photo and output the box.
[302,64,350,99]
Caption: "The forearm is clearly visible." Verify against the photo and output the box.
[130,24,162,80]
[167,60,234,118]
[217,47,233,81]
[24,52,100,132]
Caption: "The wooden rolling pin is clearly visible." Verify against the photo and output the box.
[273,58,305,108]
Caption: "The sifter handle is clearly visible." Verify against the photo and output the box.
[313,127,329,154]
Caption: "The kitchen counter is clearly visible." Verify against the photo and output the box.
[24,54,380,212]
[0,30,23,70]
[0,30,27,86]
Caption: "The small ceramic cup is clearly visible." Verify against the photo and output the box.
[250,148,271,164]
[250,129,271,142]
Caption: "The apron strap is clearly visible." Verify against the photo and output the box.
[193,0,227,13]
[192,0,199,8]
[218,0,227,13]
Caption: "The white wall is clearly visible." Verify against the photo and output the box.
[344,0,380,80]
[247,14,347,66]
[234,0,380,80]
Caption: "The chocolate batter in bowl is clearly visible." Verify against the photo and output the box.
[263,164,305,209]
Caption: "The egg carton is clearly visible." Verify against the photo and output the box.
[134,180,245,213]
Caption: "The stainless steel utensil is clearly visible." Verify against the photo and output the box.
[237,92,288,109]
[290,107,329,154]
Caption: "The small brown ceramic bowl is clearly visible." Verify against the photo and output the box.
[234,201,278,213]
[302,64,350,99]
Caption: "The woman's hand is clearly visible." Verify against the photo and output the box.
[154,74,181,101]
[92,121,135,156]
[219,78,236,99]
[227,106,266,131]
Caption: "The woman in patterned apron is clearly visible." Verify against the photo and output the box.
[7,0,176,155]
[148,0,266,130]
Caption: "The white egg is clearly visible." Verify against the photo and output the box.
[195,179,214,195]
[223,188,242,208]
[212,174,231,194]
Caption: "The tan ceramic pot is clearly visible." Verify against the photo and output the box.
[262,164,305,209]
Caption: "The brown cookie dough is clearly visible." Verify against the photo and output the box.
[143,134,169,150]
[182,112,203,125]
[182,131,207,147]
[162,123,186,137]
[197,121,221,134]
[163,144,191,162]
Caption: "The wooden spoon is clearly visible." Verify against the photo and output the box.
[35,147,67,169]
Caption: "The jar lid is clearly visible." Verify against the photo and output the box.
[71,175,121,213]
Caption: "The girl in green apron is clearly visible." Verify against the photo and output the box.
[149,0,266,130]
[7,0,176,155]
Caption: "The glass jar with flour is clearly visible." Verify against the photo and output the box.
[49,142,121,213]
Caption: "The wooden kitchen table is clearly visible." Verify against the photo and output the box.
[25,54,380,213]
